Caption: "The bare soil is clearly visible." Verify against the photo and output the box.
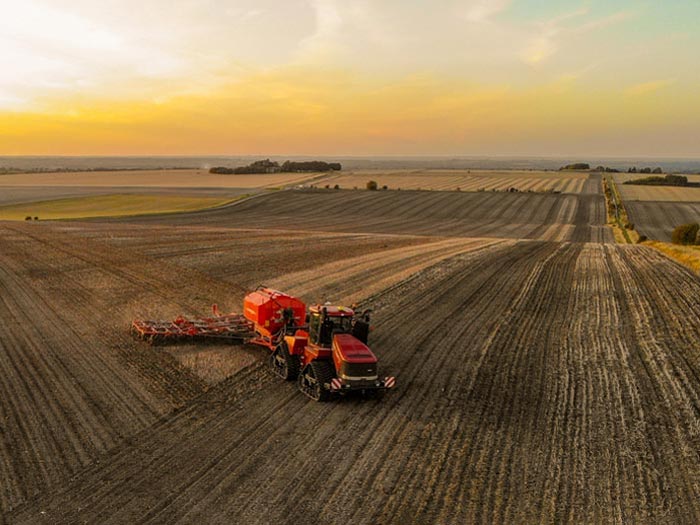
[118,186,612,243]
[626,201,700,241]
[4,233,700,523]
[2,183,700,523]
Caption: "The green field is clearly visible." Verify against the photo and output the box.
[0,194,239,221]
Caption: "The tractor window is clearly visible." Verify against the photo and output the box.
[311,313,354,346]
[318,316,353,346]
[330,317,353,333]
[309,314,321,344]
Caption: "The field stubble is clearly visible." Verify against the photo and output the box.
[4,230,700,523]
[120,186,612,243]
[2,182,700,523]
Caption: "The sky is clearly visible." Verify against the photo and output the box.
[0,0,698,157]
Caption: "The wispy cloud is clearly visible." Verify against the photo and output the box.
[626,79,676,96]
[522,8,635,65]
[461,0,511,23]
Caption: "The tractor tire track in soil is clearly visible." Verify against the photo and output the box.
[113,189,614,243]
[9,239,700,523]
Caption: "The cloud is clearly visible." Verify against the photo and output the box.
[626,79,676,96]
[522,8,634,66]
[0,0,313,110]
[461,0,511,23]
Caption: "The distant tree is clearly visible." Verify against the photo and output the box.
[652,167,663,174]
[665,174,688,186]
[672,223,699,245]
[381,185,388,190]
[333,184,340,190]
[560,163,590,171]
[281,161,342,172]
[232,159,281,174]
[623,174,687,187]
[209,166,235,174]
[640,167,652,174]
[366,180,378,191]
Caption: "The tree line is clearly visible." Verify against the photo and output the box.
[210,160,341,175]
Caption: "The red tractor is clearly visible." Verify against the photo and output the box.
[245,288,395,401]
[132,287,395,401]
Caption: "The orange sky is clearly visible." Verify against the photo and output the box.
[1,1,699,156]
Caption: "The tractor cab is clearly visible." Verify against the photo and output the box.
[308,305,355,347]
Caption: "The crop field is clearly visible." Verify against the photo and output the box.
[0,194,240,220]
[617,184,700,203]
[626,201,700,241]
[3,222,700,523]
[614,173,700,185]
[315,169,593,194]
[123,188,613,243]
[0,169,322,190]
[2,181,700,523]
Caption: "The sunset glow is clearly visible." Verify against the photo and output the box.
[1,0,698,156]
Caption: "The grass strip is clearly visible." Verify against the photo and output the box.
[0,193,243,221]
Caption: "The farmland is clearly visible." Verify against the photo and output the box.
[122,186,612,243]
[0,169,323,191]
[626,201,700,242]
[603,173,700,242]
[315,169,592,193]
[0,194,239,221]
[1,170,700,523]
[617,185,700,203]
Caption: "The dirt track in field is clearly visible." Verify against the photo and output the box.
[6,237,700,524]
[118,186,612,243]
[626,201,700,241]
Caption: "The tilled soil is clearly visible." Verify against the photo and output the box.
[2,184,700,524]
[0,221,451,518]
[5,239,700,524]
[626,201,700,241]
[115,187,613,243]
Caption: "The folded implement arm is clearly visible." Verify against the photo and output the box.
[131,307,255,346]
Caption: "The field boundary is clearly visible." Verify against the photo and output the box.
[603,176,639,244]
[609,177,700,274]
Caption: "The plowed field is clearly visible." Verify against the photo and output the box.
[626,201,700,241]
[4,233,700,524]
[120,188,612,243]
[3,182,700,524]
